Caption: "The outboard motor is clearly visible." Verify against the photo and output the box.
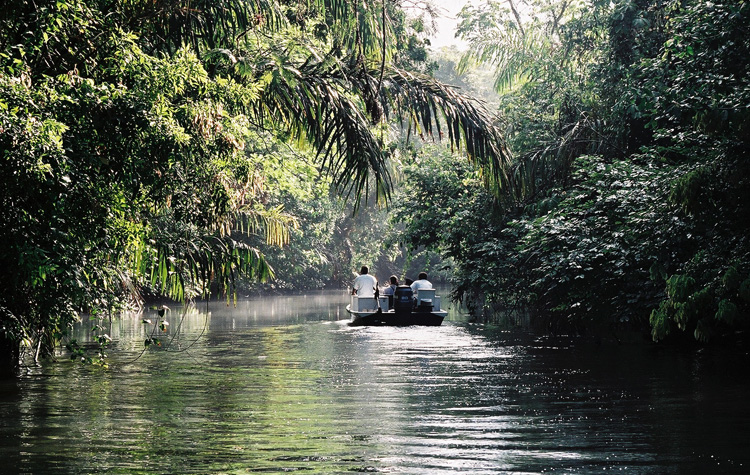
[416,299,433,313]
[393,285,413,316]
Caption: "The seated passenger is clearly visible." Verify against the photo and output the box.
[382,275,398,307]
[382,275,398,296]
[410,272,432,293]
[352,265,378,298]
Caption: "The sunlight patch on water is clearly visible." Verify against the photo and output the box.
[2,294,749,474]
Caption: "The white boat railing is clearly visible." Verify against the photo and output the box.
[351,290,441,312]
[350,295,383,312]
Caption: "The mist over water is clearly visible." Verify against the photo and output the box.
[1,291,748,474]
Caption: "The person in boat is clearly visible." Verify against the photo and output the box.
[352,265,378,297]
[410,272,432,293]
[382,275,398,295]
[382,275,398,308]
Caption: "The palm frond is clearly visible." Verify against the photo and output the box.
[512,111,616,199]
[459,28,549,92]
[376,68,515,197]
[254,56,393,207]
[313,0,392,62]
[122,0,286,53]
[145,212,274,302]
[248,51,514,202]
[234,204,300,247]
[123,0,393,64]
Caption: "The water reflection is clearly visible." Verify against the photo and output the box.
[0,291,748,474]
[205,291,352,328]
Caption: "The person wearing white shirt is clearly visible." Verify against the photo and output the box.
[410,272,432,292]
[352,266,378,297]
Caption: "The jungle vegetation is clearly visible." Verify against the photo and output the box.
[1,0,748,372]
[0,0,511,372]
[395,0,750,344]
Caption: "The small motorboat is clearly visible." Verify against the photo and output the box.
[346,286,447,326]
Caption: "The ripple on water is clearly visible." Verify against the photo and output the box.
[2,299,749,474]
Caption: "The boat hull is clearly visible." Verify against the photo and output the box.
[346,305,446,326]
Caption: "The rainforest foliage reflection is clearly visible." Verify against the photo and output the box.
[1,0,749,371]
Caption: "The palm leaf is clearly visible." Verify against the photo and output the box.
[374,68,515,197]
[253,54,393,207]
[121,0,389,61]
[458,27,549,93]
[121,0,286,53]
[147,220,274,302]
[245,51,515,202]
[234,205,299,247]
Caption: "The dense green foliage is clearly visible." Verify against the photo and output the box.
[3,0,747,373]
[0,0,512,371]
[395,0,750,342]
[1,32,275,365]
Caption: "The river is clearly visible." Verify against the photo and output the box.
[1,291,748,474]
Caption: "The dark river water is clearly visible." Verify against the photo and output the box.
[1,291,749,474]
